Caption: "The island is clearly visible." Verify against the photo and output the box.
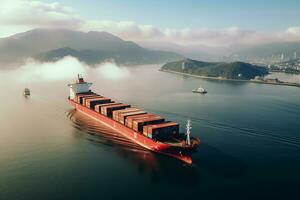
[161,59,300,87]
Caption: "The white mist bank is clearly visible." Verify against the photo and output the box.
[93,62,130,80]
[0,56,130,82]
[18,56,88,82]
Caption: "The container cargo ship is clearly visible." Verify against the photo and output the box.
[68,75,200,164]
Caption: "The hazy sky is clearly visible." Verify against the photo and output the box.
[42,0,300,31]
[1,0,300,48]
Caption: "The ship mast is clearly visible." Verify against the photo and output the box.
[186,119,192,145]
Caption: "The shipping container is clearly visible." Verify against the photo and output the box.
[143,122,179,141]
[76,93,97,102]
[82,96,104,107]
[125,114,157,128]
[85,97,112,109]
[101,104,131,118]
[75,93,96,104]
[118,111,147,124]
[112,108,140,121]
[82,95,102,106]
[75,92,93,102]
[76,92,93,95]
[132,116,165,133]
[85,97,108,108]
[125,113,157,128]
[77,94,100,105]
[95,102,120,113]
[76,91,94,96]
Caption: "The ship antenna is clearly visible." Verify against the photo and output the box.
[186,119,192,145]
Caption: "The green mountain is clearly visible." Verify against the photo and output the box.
[34,47,183,65]
[161,59,268,80]
[0,29,183,67]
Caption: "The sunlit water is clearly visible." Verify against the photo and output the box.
[0,64,300,200]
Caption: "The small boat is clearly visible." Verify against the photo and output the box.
[192,87,207,94]
[24,88,30,96]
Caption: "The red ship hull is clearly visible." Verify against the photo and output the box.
[69,99,196,164]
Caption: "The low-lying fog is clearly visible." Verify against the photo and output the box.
[0,56,131,83]
[1,56,300,85]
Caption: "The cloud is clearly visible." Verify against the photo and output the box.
[2,56,129,82]
[1,0,300,49]
[286,27,300,35]
[0,0,82,29]
[83,21,300,47]
[92,62,130,80]
[17,56,88,82]
[84,20,164,40]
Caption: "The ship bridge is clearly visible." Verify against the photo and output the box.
[68,74,92,100]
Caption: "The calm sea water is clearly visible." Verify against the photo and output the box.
[0,65,300,200]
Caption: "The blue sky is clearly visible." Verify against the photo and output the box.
[42,0,300,31]
[1,0,300,48]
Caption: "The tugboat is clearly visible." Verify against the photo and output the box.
[24,88,30,96]
[192,87,207,94]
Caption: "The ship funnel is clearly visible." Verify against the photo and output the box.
[186,119,192,145]
[77,74,85,83]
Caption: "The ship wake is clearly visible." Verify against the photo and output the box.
[67,109,148,152]
[149,109,300,148]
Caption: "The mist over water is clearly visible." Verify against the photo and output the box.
[0,60,300,200]
[94,62,130,80]
[2,56,130,83]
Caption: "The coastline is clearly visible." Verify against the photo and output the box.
[160,69,300,88]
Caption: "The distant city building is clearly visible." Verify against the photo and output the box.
[294,51,297,60]
[182,62,185,70]
[281,53,285,62]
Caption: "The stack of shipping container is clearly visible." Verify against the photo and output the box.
[95,102,120,113]
[75,93,96,104]
[85,97,111,109]
[125,114,156,128]
[118,110,147,124]
[75,93,180,141]
[101,104,131,118]
[82,95,102,106]
[143,122,179,140]
[132,116,165,133]
[112,108,140,121]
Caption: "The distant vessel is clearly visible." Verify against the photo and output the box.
[192,87,207,94]
[24,88,30,96]
[68,75,200,164]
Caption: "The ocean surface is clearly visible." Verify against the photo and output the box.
[0,64,300,200]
